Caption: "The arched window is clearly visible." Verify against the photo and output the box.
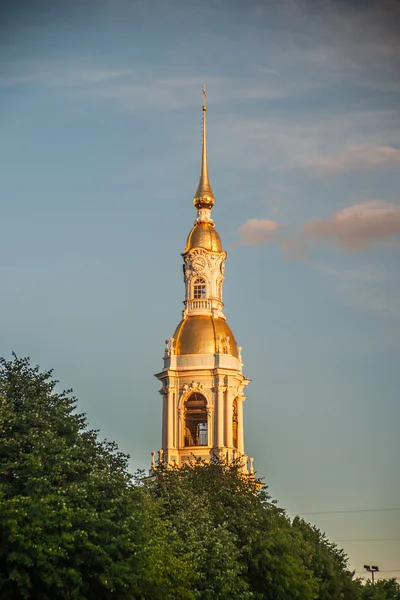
[193,278,206,299]
[184,393,208,447]
[218,280,223,301]
[232,398,239,449]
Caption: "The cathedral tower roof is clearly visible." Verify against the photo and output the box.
[184,221,222,253]
[193,84,215,211]
[152,88,253,476]
[185,85,222,253]
[173,315,238,358]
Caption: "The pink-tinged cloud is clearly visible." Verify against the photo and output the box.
[238,219,279,245]
[304,145,400,173]
[305,201,400,250]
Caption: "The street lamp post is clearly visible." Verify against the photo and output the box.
[364,565,379,584]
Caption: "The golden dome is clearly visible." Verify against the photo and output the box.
[173,315,238,358]
[184,222,223,253]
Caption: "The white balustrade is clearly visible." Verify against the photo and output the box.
[187,299,211,310]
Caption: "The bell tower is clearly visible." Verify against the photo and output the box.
[153,87,254,475]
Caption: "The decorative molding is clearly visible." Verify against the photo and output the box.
[207,254,218,274]
[215,385,227,393]
[159,378,180,395]
[158,379,168,396]
[179,381,212,409]
[182,381,205,394]
[164,337,175,357]
[215,335,231,354]
[189,248,207,257]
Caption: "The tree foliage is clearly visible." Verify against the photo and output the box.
[0,354,375,599]
[146,458,362,600]
[359,579,400,600]
[0,355,191,600]
[291,516,359,600]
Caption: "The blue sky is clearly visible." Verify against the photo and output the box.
[1,0,399,581]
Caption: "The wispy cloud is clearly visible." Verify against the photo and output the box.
[239,200,400,256]
[316,263,400,317]
[237,219,279,245]
[304,145,400,174]
[0,64,132,87]
[89,75,224,111]
[304,201,400,251]
[5,61,397,178]
[279,0,400,88]
[0,65,233,111]
[0,75,38,87]
[71,68,133,84]
[0,67,133,88]
[209,107,400,174]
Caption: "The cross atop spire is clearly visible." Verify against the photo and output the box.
[193,84,215,211]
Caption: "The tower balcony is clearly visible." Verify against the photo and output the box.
[183,297,224,319]
[187,299,211,311]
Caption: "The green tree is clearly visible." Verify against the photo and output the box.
[0,355,192,600]
[360,578,400,600]
[0,354,365,600]
[147,458,320,600]
[292,516,360,599]
[143,459,252,599]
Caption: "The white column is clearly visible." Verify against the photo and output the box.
[213,389,218,449]
[166,387,174,449]
[176,403,183,450]
[173,392,177,449]
[225,387,233,448]
[162,393,167,450]
[238,397,245,454]
[207,406,212,447]
[217,386,224,448]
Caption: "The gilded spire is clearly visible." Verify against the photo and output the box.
[193,84,215,210]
